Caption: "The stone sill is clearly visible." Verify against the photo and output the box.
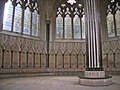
[0,30,40,40]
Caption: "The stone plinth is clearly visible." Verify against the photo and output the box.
[78,71,112,86]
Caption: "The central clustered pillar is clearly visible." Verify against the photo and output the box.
[85,0,104,78]
[79,0,112,86]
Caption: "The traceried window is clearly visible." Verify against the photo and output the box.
[107,0,120,37]
[56,14,63,39]
[3,0,13,31]
[3,0,40,37]
[24,5,31,35]
[56,0,85,39]
[65,14,72,38]
[13,3,22,33]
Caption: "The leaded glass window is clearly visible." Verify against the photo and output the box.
[24,7,31,35]
[56,14,63,39]
[82,15,85,38]
[13,3,22,33]
[107,0,120,37]
[3,0,40,37]
[56,0,85,39]
[74,15,80,39]
[107,12,115,37]
[32,10,39,36]
[116,10,120,36]
[3,0,13,31]
[65,14,72,38]
[32,2,39,36]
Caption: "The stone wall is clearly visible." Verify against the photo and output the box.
[0,33,120,70]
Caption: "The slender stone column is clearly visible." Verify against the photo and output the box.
[18,51,21,67]
[1,48,5,68]
[46,20,50,67]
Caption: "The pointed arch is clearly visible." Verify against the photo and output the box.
[57,49,62,68]
[49,49,55,68]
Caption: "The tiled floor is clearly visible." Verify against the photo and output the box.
[0,76,120,90]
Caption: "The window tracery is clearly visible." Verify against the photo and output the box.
[56,0,85,39]
[107,0,120,37]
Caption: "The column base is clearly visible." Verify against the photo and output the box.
[78,71,112,86]
[85,71,105,78]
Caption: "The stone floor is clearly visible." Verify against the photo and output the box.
[0,76,120,90]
